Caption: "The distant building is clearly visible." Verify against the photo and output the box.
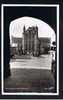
[10,37,23,56]
[11,26,51,56]
[39,37,51,54]
[12,36,22,46]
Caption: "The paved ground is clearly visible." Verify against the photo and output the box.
[4,69,55,93]
[10,54,52,70]
[4,54,55,93]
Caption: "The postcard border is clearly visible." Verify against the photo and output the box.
[1,4,59,95]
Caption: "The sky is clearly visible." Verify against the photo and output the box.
[9,16,56,45]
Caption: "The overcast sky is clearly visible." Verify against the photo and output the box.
[9,16,56,45]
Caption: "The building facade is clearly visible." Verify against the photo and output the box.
[11,26,51,57]
[22,26,39,56]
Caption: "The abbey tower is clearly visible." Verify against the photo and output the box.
[22,26,39,56]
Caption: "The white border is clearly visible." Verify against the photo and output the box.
[1,4,59,95]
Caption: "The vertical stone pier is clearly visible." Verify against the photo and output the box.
[34,26,38,56]
[22,26,26,54]
[34,34,38,56]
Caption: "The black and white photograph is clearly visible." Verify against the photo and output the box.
[1,4,59,95]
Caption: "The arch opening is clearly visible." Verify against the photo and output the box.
[9,16,56,69]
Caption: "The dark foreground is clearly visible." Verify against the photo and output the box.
[4,68,55,93]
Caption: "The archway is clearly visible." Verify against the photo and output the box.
[4,16,56,93]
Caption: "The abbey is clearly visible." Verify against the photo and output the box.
[11,26,51,57]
